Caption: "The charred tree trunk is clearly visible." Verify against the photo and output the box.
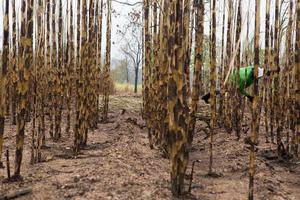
[189,0,204,146]
[168,0,190,195]
[157,0,170,155]
[14,0,33,178]
[222,0,233,132]
[209,0,216,175]
[294,0,300,157]
[248,0,260,198]
[74,0,82,154]
[233,0,242,140]
[0,0,9,168]
[65,0,72,136]
[284,0,293,152]
[264,0,271,143]
[102,0,112,122]
[274,0,285,159]
[143,0,153,148]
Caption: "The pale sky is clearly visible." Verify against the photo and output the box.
[110,0,142,59]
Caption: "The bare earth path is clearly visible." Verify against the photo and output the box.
[0,95,299,200]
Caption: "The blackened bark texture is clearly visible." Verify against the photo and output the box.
[189,0,204,146]
[233,0,242,140]
[15,0,33,177]
[293,0,300,157]
[0,0,9,168]
[248,0,260,199]
[102,0,112,122]
[209,0,216,174]
[167,0,190,196]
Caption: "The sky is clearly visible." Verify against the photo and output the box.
[0,0,296,62]
[110,0,142,59]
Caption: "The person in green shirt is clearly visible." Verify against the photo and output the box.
[201,65,264,103]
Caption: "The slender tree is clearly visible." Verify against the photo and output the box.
[264,0,271,143]
[53,0,63,141]
[285,0,293,152]
[65,0,72,136]
[74,0,82,154]
[209,0,216,175]
[274,0,285,159]
[189,0,204,145]
[49,0,54,139]
[14,0,34,178]
[0,0,10,168]
[150,0,159,147]
[183,0,191,96]
[221,0,233,132]
[157,0,170,155]
[168,0,190,195]
[11,0,18,126]
[233,0,242,139]
[102,0,112,122]
[143,0,153,149]
[248,0,260,198]
[97,0,104,122]
[294,0,300,157]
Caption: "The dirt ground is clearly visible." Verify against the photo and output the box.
[0,95,299,200]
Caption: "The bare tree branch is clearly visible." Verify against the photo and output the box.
[111,0,143,7]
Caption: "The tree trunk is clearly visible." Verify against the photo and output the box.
[49,0,54,139]
[189,0,203,146]
[248,0,260,199]
[294,0,300,157]
[143,0,153,148]
[284,0,293,152]
[209,0,216,175]
[233,0,242,140]
[221,0,233,132]
[14,0,33,178]
[134,66,138,93]
[264,0,270,143]
[274,0,285,159]
[126,60,129,84]
[65,0,72,136]
[168,0,190,195]
[54,0,62,141]
[102,0,112,122]
[74,0,82,154]
[0,0,9,168]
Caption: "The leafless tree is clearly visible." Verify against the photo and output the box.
[119,10,143,93]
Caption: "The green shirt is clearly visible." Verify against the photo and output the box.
[230,65,254,97]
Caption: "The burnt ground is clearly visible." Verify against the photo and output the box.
[0,95,299,200]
